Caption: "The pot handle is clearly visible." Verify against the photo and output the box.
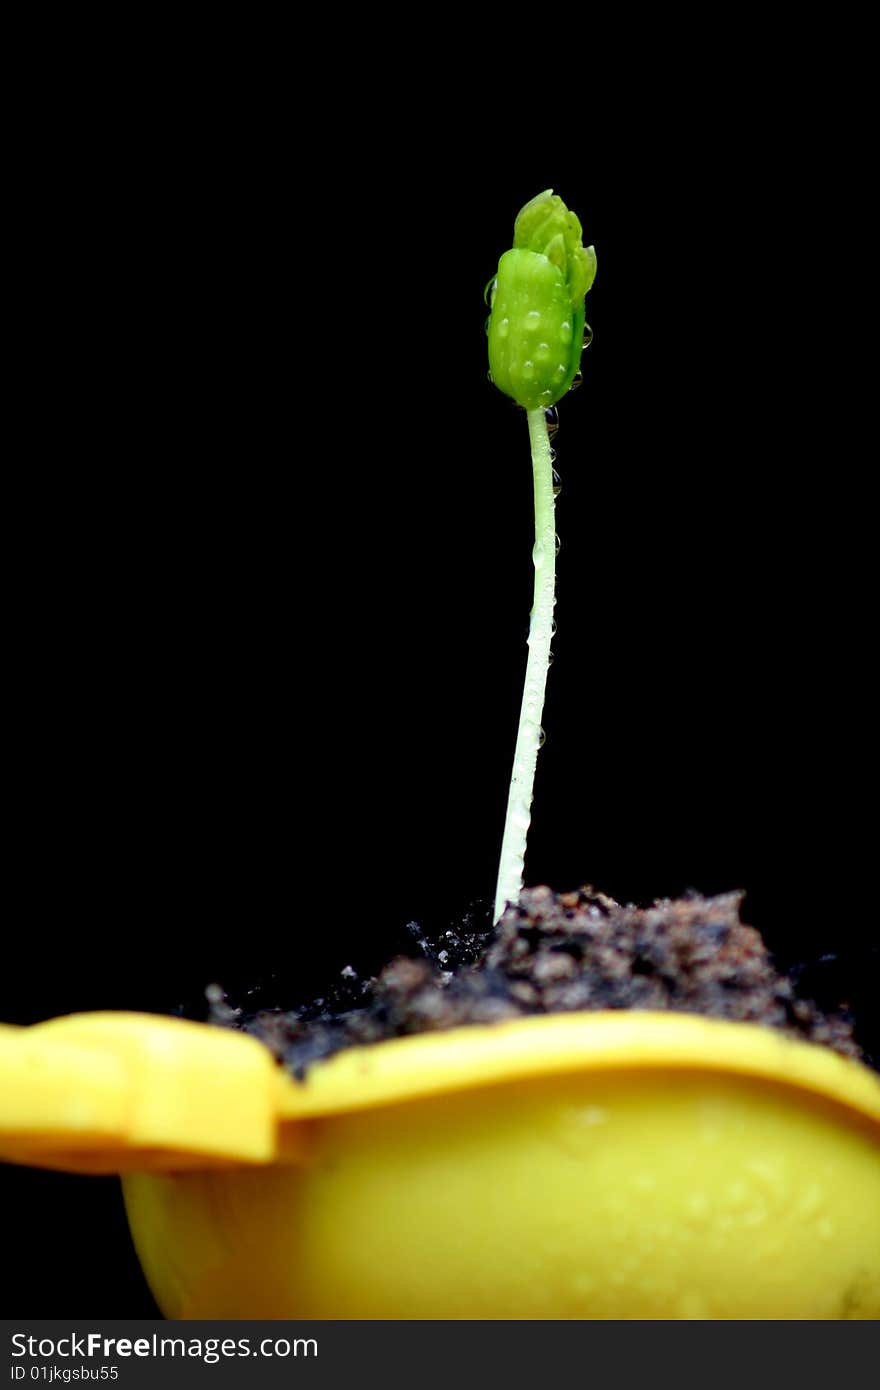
[0,1012,296,1173]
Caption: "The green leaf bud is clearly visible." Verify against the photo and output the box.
[487,190,596,411]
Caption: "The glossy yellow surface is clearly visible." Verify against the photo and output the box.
[2,1010,879,1316]
[0,1013,280,1171]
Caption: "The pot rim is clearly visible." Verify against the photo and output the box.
[3,1009,878,1174]
[276,1010,880,1129]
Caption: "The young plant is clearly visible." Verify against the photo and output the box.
[487,190,597,923]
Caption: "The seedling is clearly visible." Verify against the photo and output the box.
[487,190,597,923]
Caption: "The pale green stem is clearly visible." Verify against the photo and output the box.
[493,407,556,923]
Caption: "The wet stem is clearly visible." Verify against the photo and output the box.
[493,407,556,923]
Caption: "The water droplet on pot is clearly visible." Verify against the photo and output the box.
[686,1192,711,1227]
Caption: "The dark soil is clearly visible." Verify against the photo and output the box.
[204,887,874,1080]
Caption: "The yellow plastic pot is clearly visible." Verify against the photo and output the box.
[2,1009,879,1317]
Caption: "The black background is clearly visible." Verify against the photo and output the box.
[3,60,874,1316]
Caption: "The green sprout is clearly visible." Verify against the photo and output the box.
[488,190,597,924]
